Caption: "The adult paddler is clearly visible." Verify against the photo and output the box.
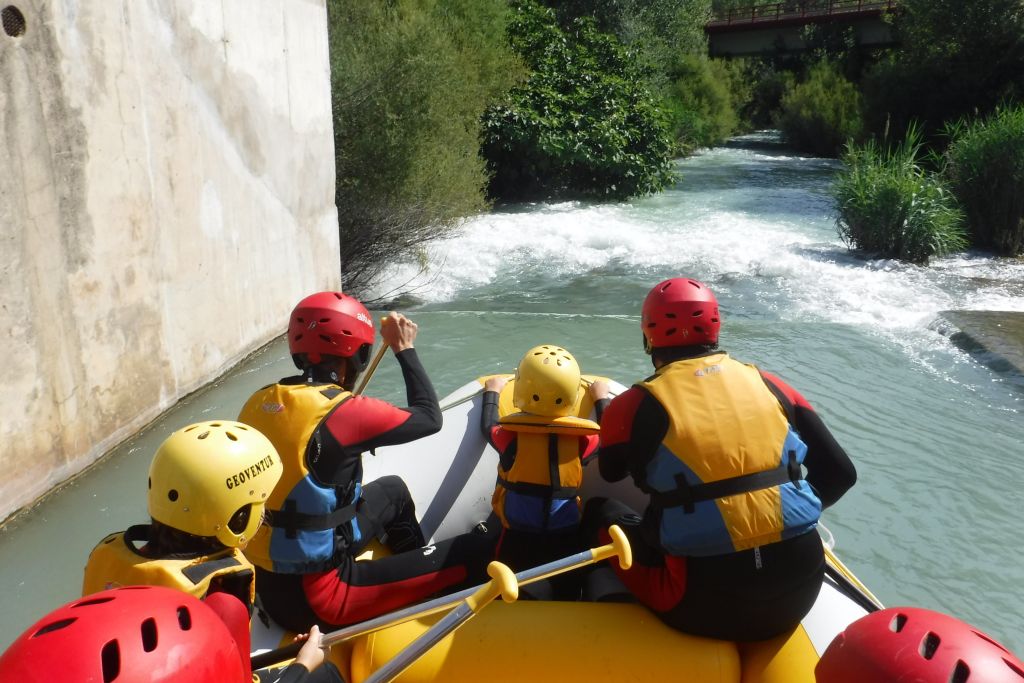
[586,277,858,641]
[238,292,490,632]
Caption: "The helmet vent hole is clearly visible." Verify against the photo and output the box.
[225,431,238,441]
[294,333,304,342]
[1003,658,1024,677]
[177,606,192,631]
[972,630,1010,651]
[920,632,941,660]
[533,394,540,401]
[665,313,677,319]
[141,617,158,652]
[691,310,703,317]
[694,326,703,334]
[32,617,76,637]
[319,334,333,343]
[889,613,907,632]
[646,322,657,328]
[74,597,115,608]
[555,398,563,404]
[148,477,151,489]
[167,489,179,502]
[950,661,971,683]
[198,431,210,440]
[320,318,331,323]
[101,640,121,683]
[666,328,677,336]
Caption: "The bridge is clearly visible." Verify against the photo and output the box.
[706,0,898,57]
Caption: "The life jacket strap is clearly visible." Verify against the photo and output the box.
[180,556,245,585]
[651,450,804,513]
[264,499,359,538]
[496,478,579,500]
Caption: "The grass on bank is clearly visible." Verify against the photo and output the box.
[943,105,1024,257]
[833,126,967,264]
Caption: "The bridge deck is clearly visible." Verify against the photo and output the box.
[706,0,897,33]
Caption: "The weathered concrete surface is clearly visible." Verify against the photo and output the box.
[936,311,1024,377]
[0,0,339,523]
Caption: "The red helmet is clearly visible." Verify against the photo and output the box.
[0,586,247,683]
[641,278,721,351]
[815,607,1024,683]
[288,291,376,369]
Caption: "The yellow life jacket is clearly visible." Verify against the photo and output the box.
[82,525,255,605]
[491,414,599,533]
[638,353,821,556]
[238,382,352,574]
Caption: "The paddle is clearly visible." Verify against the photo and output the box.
[362,561,519,683]
[250,525,632,670]
[353,318,391,396]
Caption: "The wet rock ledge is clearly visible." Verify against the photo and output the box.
[934,311,1024,377]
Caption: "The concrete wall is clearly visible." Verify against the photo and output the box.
[0,0,339,523]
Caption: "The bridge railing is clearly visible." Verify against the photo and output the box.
[708,0,897,27]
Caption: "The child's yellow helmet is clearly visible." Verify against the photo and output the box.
[513,345,582,418]
[148,421,282,548]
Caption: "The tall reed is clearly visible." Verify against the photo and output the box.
[833,125,967,264]
[944,105,1024,256]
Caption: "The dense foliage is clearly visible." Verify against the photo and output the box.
[862,0,1024,140]
[482,0,676,200]
[833,127,966,264]
[777,62,863,157]
[328,0,520,297]
[943,106,1024,256]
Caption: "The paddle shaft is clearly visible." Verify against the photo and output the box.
[353,341,389,395]
[250,526,631,670]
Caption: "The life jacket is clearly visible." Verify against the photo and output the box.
[82,525,255,606]
[638,353,822,557]
[492,413,600,533]
[238,382,354,574]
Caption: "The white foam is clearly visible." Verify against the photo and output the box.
[369,145,1024,340]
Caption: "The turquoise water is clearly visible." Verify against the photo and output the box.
[2,134,1022,653]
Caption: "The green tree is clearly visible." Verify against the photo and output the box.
[328,0,521,297]
[482,0,676,200]
[665,55,739,150]
[863,0,1024,140]
[540,1,733,153]
[777,61,863,157]
[944,105,1024,256]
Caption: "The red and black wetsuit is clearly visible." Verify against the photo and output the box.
[480,391,608,599]
[255,349,492,632]
[586,363,857,641]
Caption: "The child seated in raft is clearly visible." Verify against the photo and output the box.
[80,421,343,682]
[481,345,610,600]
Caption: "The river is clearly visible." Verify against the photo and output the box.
[2,133,1022,654]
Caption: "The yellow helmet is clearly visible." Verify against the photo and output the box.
[148,421,283,548]
[513,345,582,418]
